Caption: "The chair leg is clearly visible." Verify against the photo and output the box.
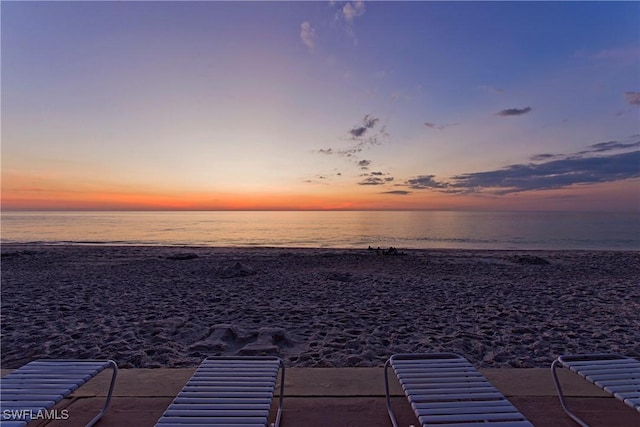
[551,359,590,427]
[86,360,118,427]
[272,359,285,427]
[384,358,400,427]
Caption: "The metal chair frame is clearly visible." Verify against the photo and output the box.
[551,353,640,427]
[0,359,118,427]
[385,352,533,427]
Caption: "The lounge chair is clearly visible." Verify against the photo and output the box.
[155,356,285,427]
[551,353,640,427]
[384,352,533,427]
[0,359,118,427]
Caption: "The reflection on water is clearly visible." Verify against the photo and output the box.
[1,210,639,250]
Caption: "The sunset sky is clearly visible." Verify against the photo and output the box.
[2,1,639,211]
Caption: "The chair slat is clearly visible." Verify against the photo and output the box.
[154,356,284,427]
[0,359,117,427]
[385,353,533,427]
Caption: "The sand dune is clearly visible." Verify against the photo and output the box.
[1,245,638,369]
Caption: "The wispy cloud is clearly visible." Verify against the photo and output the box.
[404,139,640,195]
[313,114,390,184]
[624,91,640,106]
[574,45,640,65]
[357,159,371,170]
[358,176,393,186]
[359,170,394,186]
[300,21,317,51]
[479,85,505,94]
[381,190,411,195]
[582,140,640,154]
[349,114,379,139]
[497,107,532,116]
[319,114,387,158]
[424,121,458,131]
[530,153,560,162]
[333,1,366,44]
[449,151,639,194]
[341,1,366,23]
[406,175,448,190]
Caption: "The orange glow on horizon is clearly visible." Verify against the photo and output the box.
[0,183,467,211]
[2,170,639,212]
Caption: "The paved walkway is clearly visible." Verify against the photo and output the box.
[2,368,638,426]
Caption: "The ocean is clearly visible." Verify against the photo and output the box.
[1,211,638,250]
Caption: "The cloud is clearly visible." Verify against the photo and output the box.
[530,153,561,162]
[381,190,411,195]
[312,113,388,182]
[343,116,388,169]
[341,1,366,23]
[358,176,393,186]
[359,177,385,185]
[405,139,639,195]
[350,127,367,138]
[424,121,458,131]
[303,173,334,184]
[574,45,640,65]
[449,151,639,194]
[317,146,362,158]
[624,91,640,106]
[591,46,639,61]
[362,171,392,178]
[584,140,640,153]
[300,21,317,51]
[480,85,505,94]
[357,159,371,170]
[406,175,448,190]
[328,114,386,156]
[333,1,366,44]
[349,114,379,139]
[497,107,532,116]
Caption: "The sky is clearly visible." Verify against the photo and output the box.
[2,1,639,211]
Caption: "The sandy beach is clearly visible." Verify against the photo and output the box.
[1,244,638,369]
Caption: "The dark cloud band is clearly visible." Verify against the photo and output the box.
[497,107,532,116]
[405,140,639,195]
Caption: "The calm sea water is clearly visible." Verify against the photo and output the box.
[1,211,639,250]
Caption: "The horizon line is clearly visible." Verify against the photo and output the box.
[2,208,639,214]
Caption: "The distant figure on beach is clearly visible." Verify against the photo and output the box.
[384,246,399,256]
[368,246,401,256]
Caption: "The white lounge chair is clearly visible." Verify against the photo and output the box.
[155,356,285,427]
[385,352,533,427]
[551,353,640,427]
[0,359,117,427]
